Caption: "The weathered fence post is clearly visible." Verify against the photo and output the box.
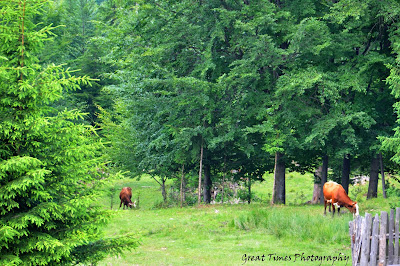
[350,209,400,266]
[370,213,379,266]
[361,213,372,265]
[389,209,395,265]
[379,211,388,266]
[351,215,363,266]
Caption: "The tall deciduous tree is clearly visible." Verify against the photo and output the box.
[99,0,281,203]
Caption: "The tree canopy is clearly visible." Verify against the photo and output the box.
[3,0,400,261]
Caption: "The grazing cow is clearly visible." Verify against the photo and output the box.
[323,181,359,217]
[119,187,136,209]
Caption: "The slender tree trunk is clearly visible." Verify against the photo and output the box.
[198,139,204,205]
[180,164,185,208]
[151,175,167,204]
[311,166,322,204]
[161,177,167,203]
[272,152,285,204]
[221,156,226,204]
[247,177,252,204]
[110,187,115,209]
[379,152,387,199]
[367,154,380,199]
[320,155,328,205]
[341,154,351,194]
[203,164,212,204]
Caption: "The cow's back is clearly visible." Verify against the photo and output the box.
[323,181,343,201]
[120,187,132,201]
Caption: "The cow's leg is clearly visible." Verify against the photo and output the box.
[333,202,341,216]
[120,200,123,209]
[332,203,336,217]
[324,200,327,215]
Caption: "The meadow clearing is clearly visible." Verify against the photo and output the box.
[98,173,399,265]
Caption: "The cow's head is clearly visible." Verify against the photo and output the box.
[348,202,359,216]
[128,201,136,208]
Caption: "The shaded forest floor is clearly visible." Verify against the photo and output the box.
[98,173,400,265]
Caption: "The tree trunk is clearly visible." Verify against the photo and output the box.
[311,166,322,204]
[180,164,185,208]
[320,155,328,205]
[110,187,115,209]
[221,157,226,204]
[379,152,387,199]
[203,164,212,204]
[367,154,380,199]
[198,139,203,205]
[341,154,351,194]
[247,177,252,204]
[272,152,285,205]
[161,177,167,203]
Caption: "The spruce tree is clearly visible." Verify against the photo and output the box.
[0,0,138,264]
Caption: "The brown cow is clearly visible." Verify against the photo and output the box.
[119,187,136,209]
[323,181,359,216]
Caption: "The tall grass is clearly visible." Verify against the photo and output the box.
[233,207,352,245]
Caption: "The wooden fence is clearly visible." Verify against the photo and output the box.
[349,208,400,266]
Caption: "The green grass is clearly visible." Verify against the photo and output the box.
[98,174,400,265]
[252,172,314,205]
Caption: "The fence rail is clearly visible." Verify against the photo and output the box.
[349,208,400,266]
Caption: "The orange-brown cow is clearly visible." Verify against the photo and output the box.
[119,187,136,209]
[323,181,359,216]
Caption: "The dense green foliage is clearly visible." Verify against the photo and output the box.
[93,0,400,202]
[0,0,138,264]
[3,0,400,263]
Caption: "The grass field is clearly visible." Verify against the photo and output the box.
[98,173,400,265]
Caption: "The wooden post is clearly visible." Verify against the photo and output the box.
[370,214,379,266]
[379,211,388,266]
[350,209,400,266]
[353,216,362,266]
[389,209,395,264]
[395,208,400,264]
[361,213,372,265]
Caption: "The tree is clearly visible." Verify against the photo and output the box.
[273,0,399,203]
[380,2,400,178]
[0,1,138,264]
[39,0,112,125]
[98,0,280,204]
[326,0,399,198]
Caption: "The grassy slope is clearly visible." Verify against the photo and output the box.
[99,173,400,265]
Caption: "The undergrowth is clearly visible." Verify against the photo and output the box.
[232,208,352,245]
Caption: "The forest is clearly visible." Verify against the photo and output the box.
[2,0,400,264]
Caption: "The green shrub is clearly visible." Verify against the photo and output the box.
[0,1,139,264]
